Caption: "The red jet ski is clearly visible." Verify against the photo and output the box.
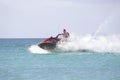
[38,37,61,50]
[38,29,69,50]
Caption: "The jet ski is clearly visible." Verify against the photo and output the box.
[38,37,61,50]
[38,29,69,50]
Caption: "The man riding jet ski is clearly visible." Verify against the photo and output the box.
[38,29,69,50]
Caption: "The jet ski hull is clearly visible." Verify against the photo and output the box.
[38,43,56,50]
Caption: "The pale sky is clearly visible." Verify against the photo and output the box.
[0,0,120,38]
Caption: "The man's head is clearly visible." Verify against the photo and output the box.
[63,29,66,33]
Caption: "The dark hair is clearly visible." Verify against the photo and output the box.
[63,29,66,32]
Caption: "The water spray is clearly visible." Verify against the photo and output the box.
[93,15,113,38]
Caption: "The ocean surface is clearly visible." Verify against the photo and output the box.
[0,38,120,80]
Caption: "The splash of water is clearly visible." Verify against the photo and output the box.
[93,15,113,37]
[28,34,120,54]
[57,34,120,53]
[28,45,50,54]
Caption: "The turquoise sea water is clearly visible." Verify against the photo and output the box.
[0,39,120,80]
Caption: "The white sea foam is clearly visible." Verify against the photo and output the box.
[28,45,50,54]
[57,34,120,53]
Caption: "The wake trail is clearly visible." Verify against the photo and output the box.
[57,34,120,53]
